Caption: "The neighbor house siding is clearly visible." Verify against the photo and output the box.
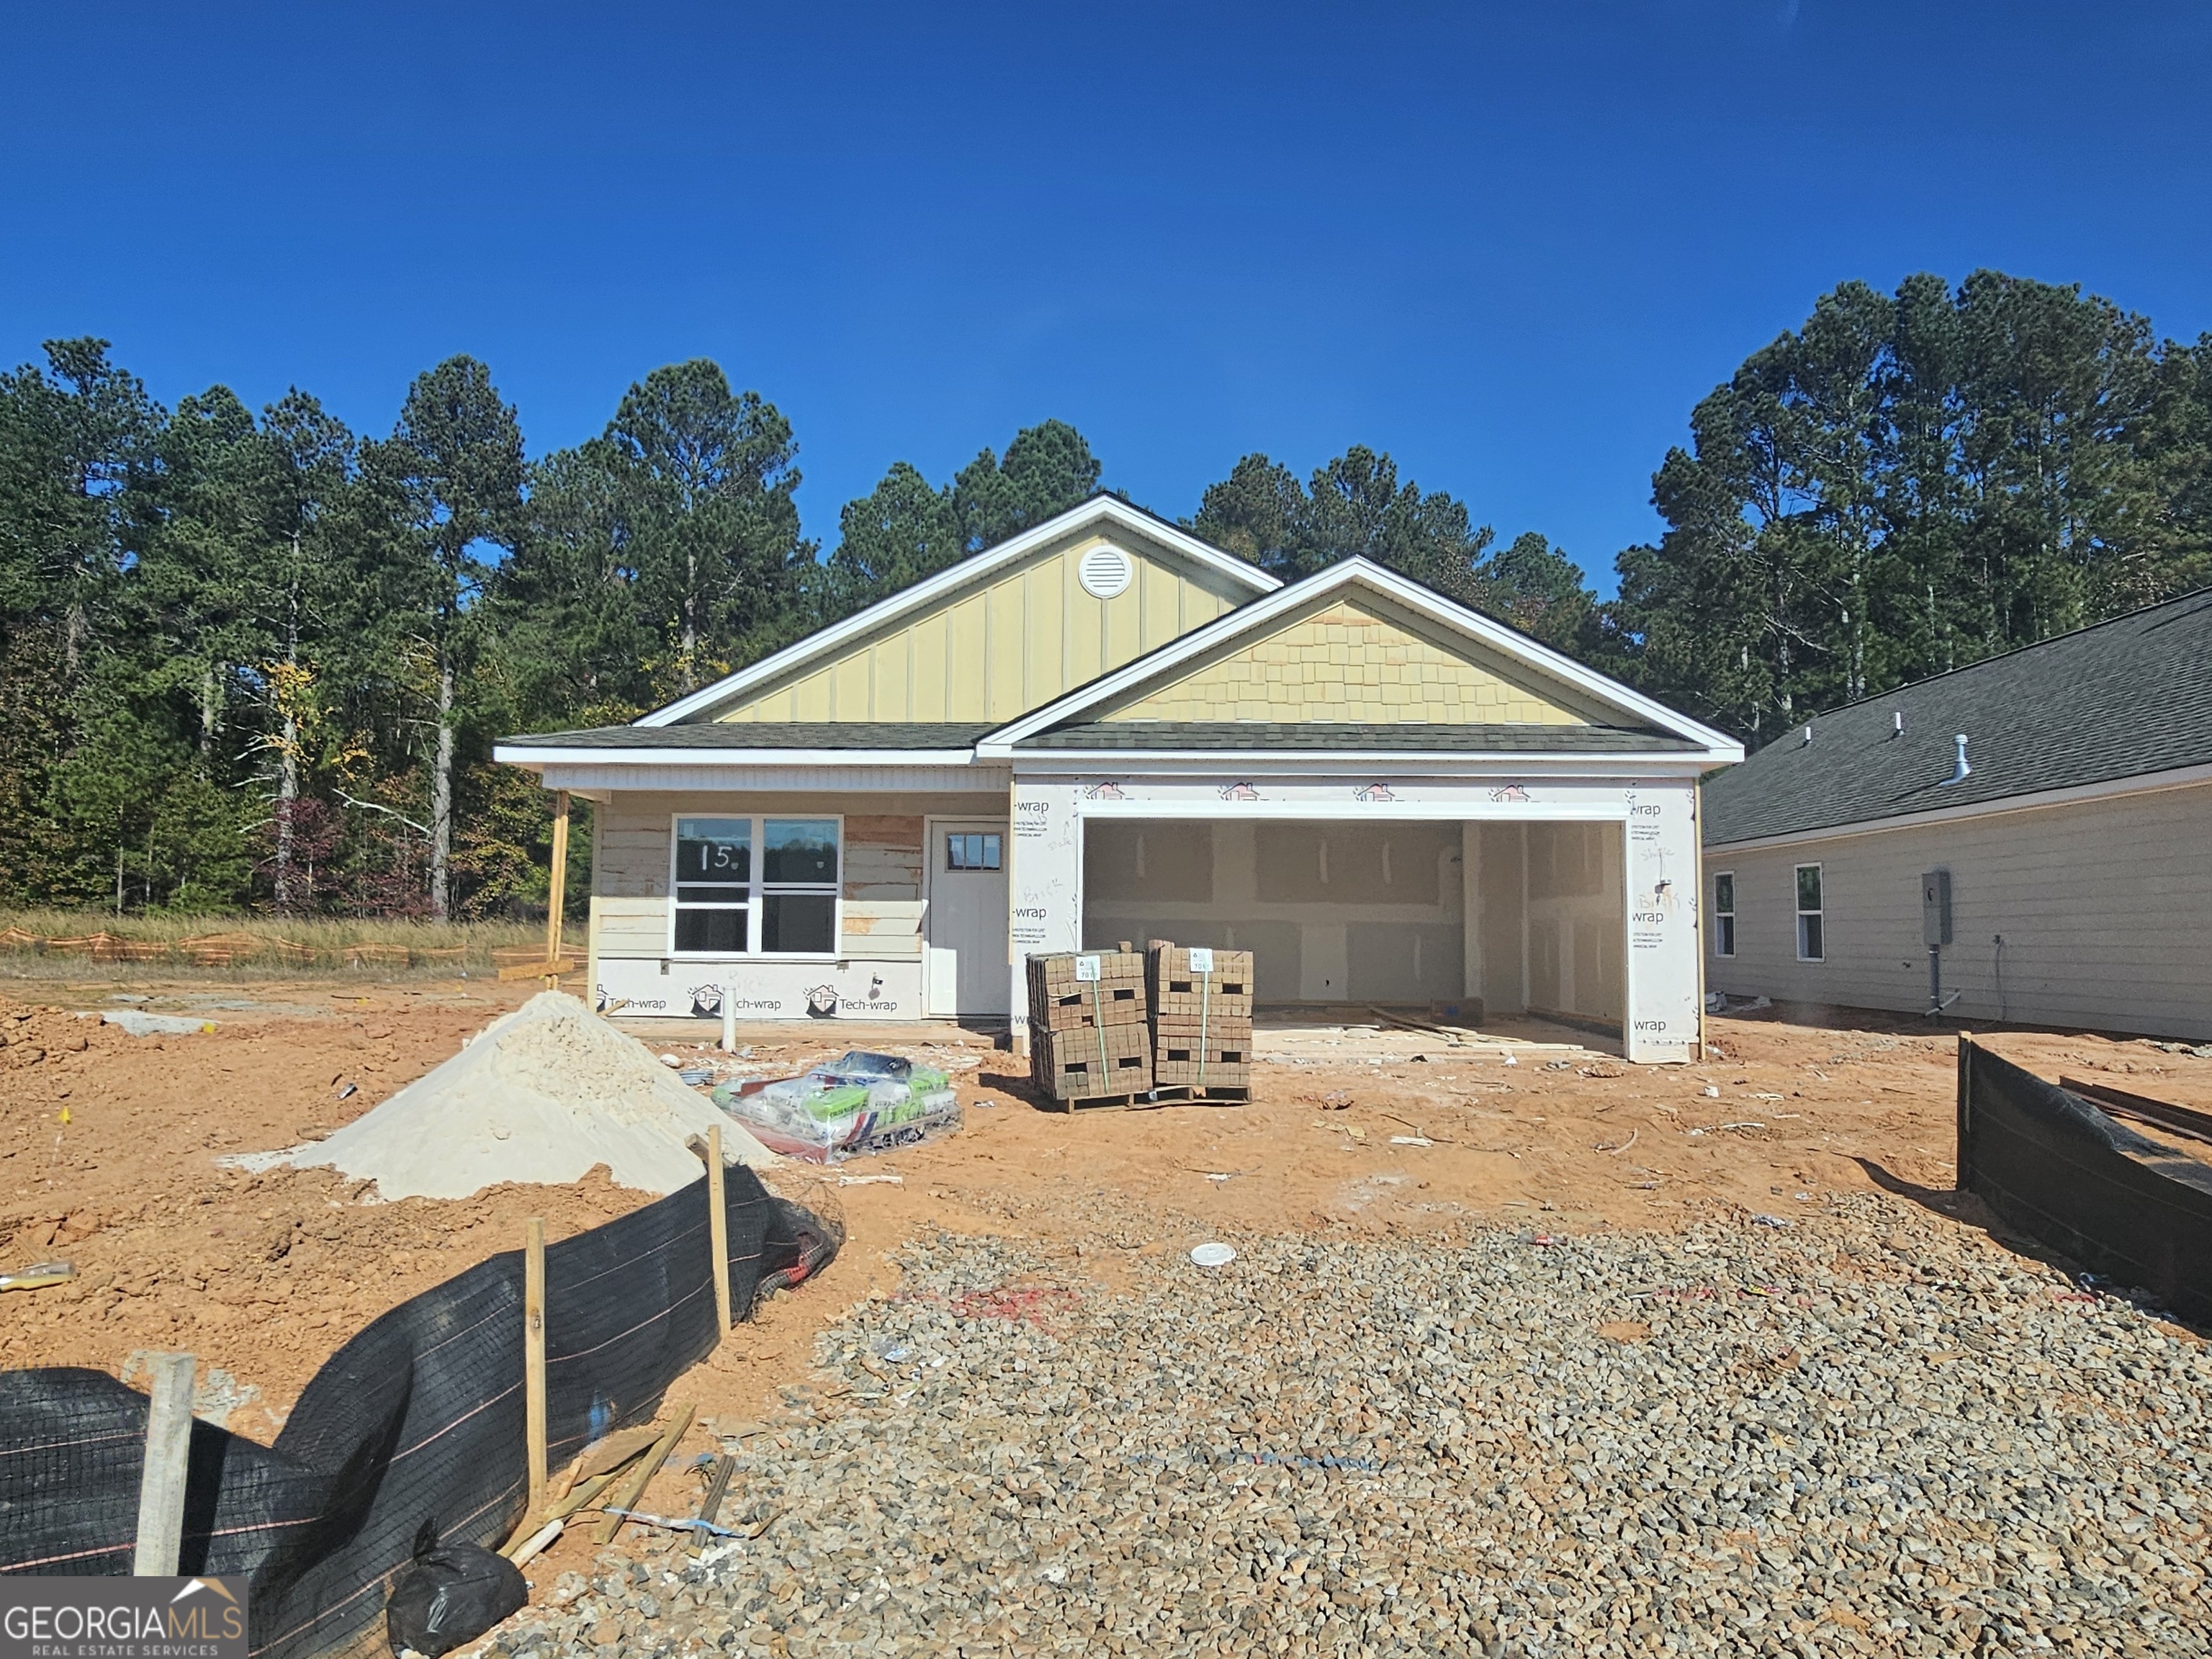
[1706,780,2212,1040]
[590,789,987,961]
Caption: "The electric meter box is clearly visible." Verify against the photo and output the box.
[1921,869,1953,948]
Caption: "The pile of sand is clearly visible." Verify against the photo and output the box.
[279,991,774,1200]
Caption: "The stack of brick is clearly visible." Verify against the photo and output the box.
[1025,950,1152,1102]
[1146,940,1254,1093]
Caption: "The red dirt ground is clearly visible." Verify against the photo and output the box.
[5,974,2208,1574]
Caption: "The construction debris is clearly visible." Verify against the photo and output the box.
[99,1010,214,1037]
[0,1261,75,1292]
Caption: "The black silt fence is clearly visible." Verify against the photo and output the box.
[0,1166,838,1659]
[1957,1038,2212,1325]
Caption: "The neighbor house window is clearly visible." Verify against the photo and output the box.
[946,832,1001,871]
[1713,872,1736,958]
[672,816,840,956]
[1794,863,1824,961]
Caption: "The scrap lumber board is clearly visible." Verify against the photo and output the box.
[2062,1076,2212,1148]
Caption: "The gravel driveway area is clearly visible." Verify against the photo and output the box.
[500,1193,2208,1659]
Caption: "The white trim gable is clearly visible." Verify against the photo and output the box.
[635,497,1280,727]
[975,557,1744,760]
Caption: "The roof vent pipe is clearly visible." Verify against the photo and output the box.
[1946,733,1971,785]
[1801,723,1813,747]
[1892,710,1905,739]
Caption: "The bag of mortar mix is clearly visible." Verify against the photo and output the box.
[816,1051,950,1094]
[714,1063,958,1163]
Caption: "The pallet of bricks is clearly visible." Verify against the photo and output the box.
[1147,940,1254,1098]
[1026,948,1152,1107]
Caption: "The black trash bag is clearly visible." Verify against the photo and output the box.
[385,1519,528,1658]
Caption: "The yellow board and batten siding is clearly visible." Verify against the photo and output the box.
[714,535,1245,724]
[1103,595,1596,726]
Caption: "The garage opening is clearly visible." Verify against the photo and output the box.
[1079,819,1624,1038]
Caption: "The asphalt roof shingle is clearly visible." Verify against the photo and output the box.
[1701,588,2212,845]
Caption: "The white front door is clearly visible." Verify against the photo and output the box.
[925,820,1011,1017]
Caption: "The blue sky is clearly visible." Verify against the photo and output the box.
[5,3,2209,595]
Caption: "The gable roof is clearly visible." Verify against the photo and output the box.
[1702,586,2212,845]
[635,495,1278,727]
[977,556,1743,760]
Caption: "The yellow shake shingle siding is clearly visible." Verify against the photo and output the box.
[1100,595,1596,727]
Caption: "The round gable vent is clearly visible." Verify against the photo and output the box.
[1078,544,1134,599]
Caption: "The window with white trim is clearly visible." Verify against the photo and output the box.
[672,816,840,956]
[1794,863,1824,962]
[1712,871,1735,958]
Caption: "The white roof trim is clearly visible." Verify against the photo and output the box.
[1008,750,1716,775]
[976,556,1744,759]
[634,498,1280,727]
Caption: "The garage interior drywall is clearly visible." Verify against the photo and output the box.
[1081,818,1624,1025]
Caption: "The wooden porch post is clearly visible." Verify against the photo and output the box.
[546,791,571,965]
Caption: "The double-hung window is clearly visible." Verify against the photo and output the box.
[1794,863,1825,962]
[673,816,840,956]
[1712,872,1736,958]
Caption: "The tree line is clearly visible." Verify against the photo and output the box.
[0,349,1113,920]
[2,268,2206,919]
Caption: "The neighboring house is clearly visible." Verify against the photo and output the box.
[494,498,1740,1061]
[1701,588,2212,1041]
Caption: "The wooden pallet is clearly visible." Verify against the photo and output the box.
[1139,1083,1252,1105]
[1153,1061,1251,1091]
[1043,1090,1151,1112]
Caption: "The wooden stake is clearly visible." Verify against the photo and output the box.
[593,1401,693,1545]
[705,1126,732,1336]
[524,1218,547,1519]
[546,791,571,965]
[132,1352,195,1575]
